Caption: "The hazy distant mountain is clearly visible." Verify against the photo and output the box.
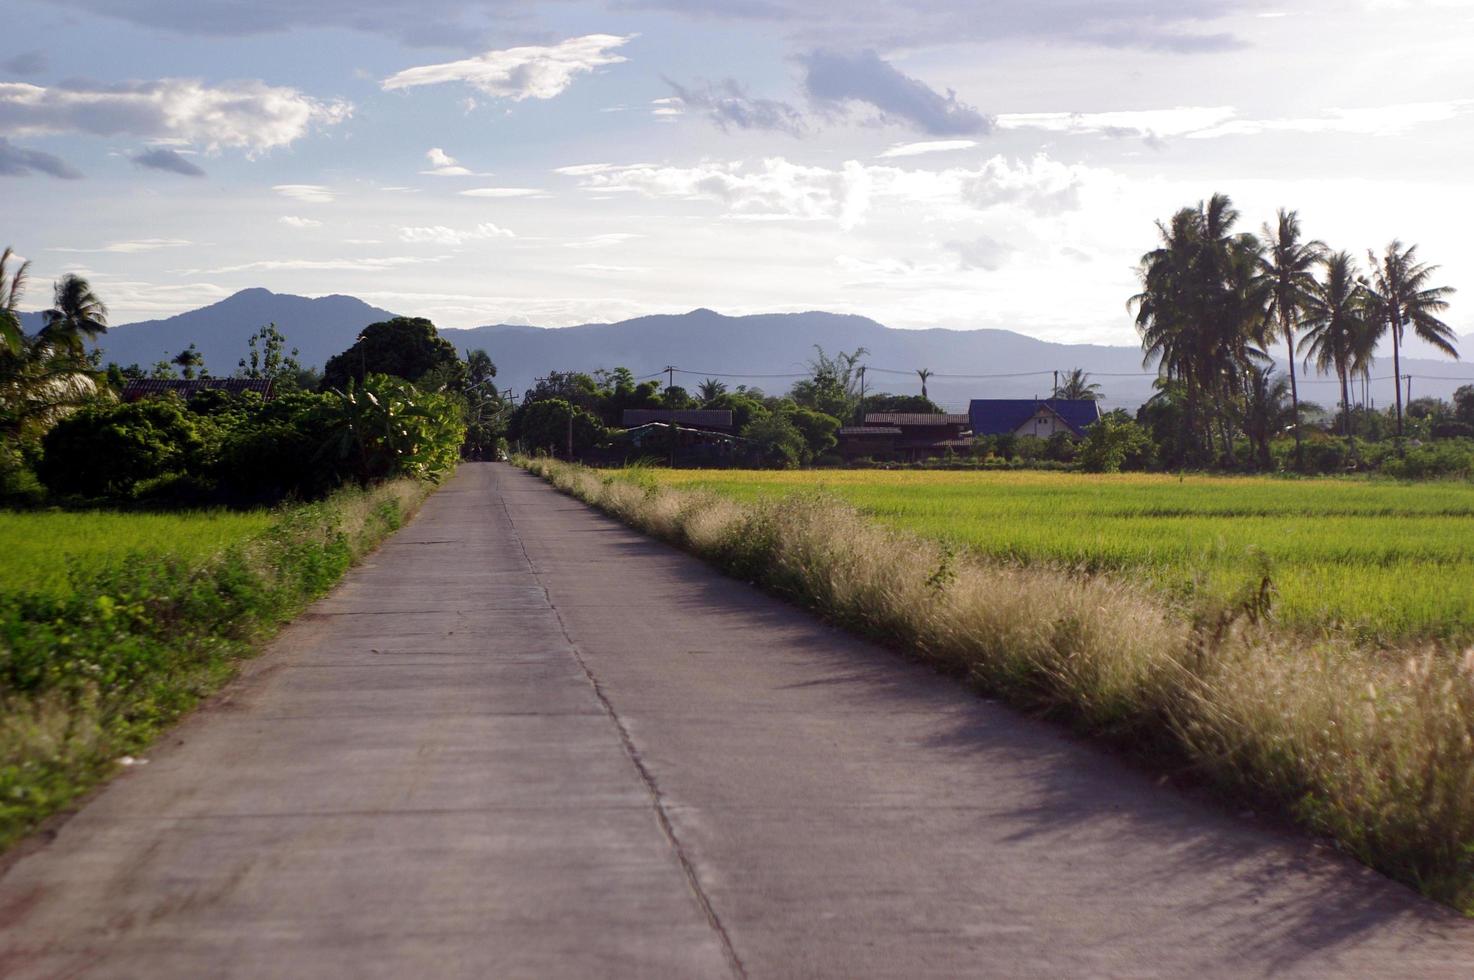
[19,289,1474,411]
[22,288,397,375]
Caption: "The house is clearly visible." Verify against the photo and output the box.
[621,408,734,432]
[967,399,1101,441]
[839,413,972,462]
[121,378,275,402]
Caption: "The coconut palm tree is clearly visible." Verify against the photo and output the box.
[1301,251,1365,450]
[916,368,933,401]
[1363,240,1459,441]
[1,247,30,356]
[39,273,108,355]
[1055,368,1101,400]
[1258,209,1324,469]
[697,377,727,404]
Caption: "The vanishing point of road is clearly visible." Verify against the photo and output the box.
[2,463,1472,978]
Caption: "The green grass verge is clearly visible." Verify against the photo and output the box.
[651,468,1474,644]
[521,457,1474,913]
[0,478,433,849]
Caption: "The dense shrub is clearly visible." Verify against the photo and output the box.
[38,398,206,498]
[741,413,808,468]
[1383,440,1474,480]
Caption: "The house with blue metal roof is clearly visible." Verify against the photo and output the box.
[967,399,1101,440]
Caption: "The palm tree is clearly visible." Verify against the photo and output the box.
[1301,251,1365,451]
[1055,368,1101,400]
[1363,240,1459,441]
[1241,365,1294,470]
[172,344,205,380]
[916,368,933,401]
[40,274,108,355]
[1258,209,1324,469]
[697,377,727,404]
[1,247,30,355]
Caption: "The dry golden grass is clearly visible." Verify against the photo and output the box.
[521,456,1474,911]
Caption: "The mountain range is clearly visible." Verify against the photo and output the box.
[21,288,1474,412]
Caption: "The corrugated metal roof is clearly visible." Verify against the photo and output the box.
[967,398,1100,436]
[839,426,901,436]
[864,413,970,427]
[622,408,734,429]
[122,378,275,401]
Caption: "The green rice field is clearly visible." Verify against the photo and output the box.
[651,469,1474,644]
[0,509,276,597]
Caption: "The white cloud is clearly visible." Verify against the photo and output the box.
[997,106,1236,140]
[459,187,545,198]
[381,34,632,101]
[274,183,334,203]
[562,233,643,248]
[51,238,194,254]
[397,223,515,245]
[878,139,979,158]
[945,234,1016,271]
[577,154,1099,229]
[0,79,350,154]
[1187,99,1474,138]
[279,216,322,229]
[179,256,449,274]
[420,146,489,176]
[554,163,616,176]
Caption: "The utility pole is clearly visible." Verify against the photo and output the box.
[1406,374,1413,408]
[566,404,574,460]
[857,365,866,425]
[1053,369,1059,399]
[664,365,677,467]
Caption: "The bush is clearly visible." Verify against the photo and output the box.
[741,413,808,468]
[38,399,205,498]
[1383,441,1474,480]
[1078,411,1152,472]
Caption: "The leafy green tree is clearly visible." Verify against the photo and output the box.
[315,374,465,483]
[741,413,807,468]
[781,405,839,460]
[1258,209,1324,468]
[701,391,768,431]
[172,343,205,379]
[1078,411,1152,473]
[861,392,942,415]
[238,323,303,387]
[512,398,604,457]
[39,398,204,497]
[1,262,103,443]
[661,385,695,410]
[1363,241,1459,441]
[1241,365,1295,470]
[321,317,463,390]
[791,345,868,421]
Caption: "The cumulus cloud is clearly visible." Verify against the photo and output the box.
[0,137,81,178]
[0,79,349,154]
[397,223,514,244]
[576,154,1096,229]
[800,50,993,136]
[946,234,1015,271]
[382,35,631,101]
[274,183,334,203]
[420,146,491,176]
[279,216,322,229]
[663,78,806,136]
[131,147,206,176]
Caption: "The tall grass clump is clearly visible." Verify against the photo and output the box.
[0,478,431,848]
[520,456,1474,912]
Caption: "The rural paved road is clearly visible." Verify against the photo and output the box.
[3,462,1473,978]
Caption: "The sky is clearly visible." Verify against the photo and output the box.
[4,0,1473,345]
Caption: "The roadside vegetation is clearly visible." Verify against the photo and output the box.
[652,468,1474,644]
[1,250,478,848]
[521,456,1474,913]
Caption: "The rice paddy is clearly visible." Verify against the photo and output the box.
[649,469,1474,643]
[0,509,277,598]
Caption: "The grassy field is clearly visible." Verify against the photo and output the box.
[0,509,278,597]
[650,469,1474,643]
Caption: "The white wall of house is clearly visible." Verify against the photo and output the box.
[1014,409,1076,439]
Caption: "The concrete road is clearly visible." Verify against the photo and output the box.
[2,463,1471,978]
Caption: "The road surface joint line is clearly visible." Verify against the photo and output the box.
[498,471,749,980]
